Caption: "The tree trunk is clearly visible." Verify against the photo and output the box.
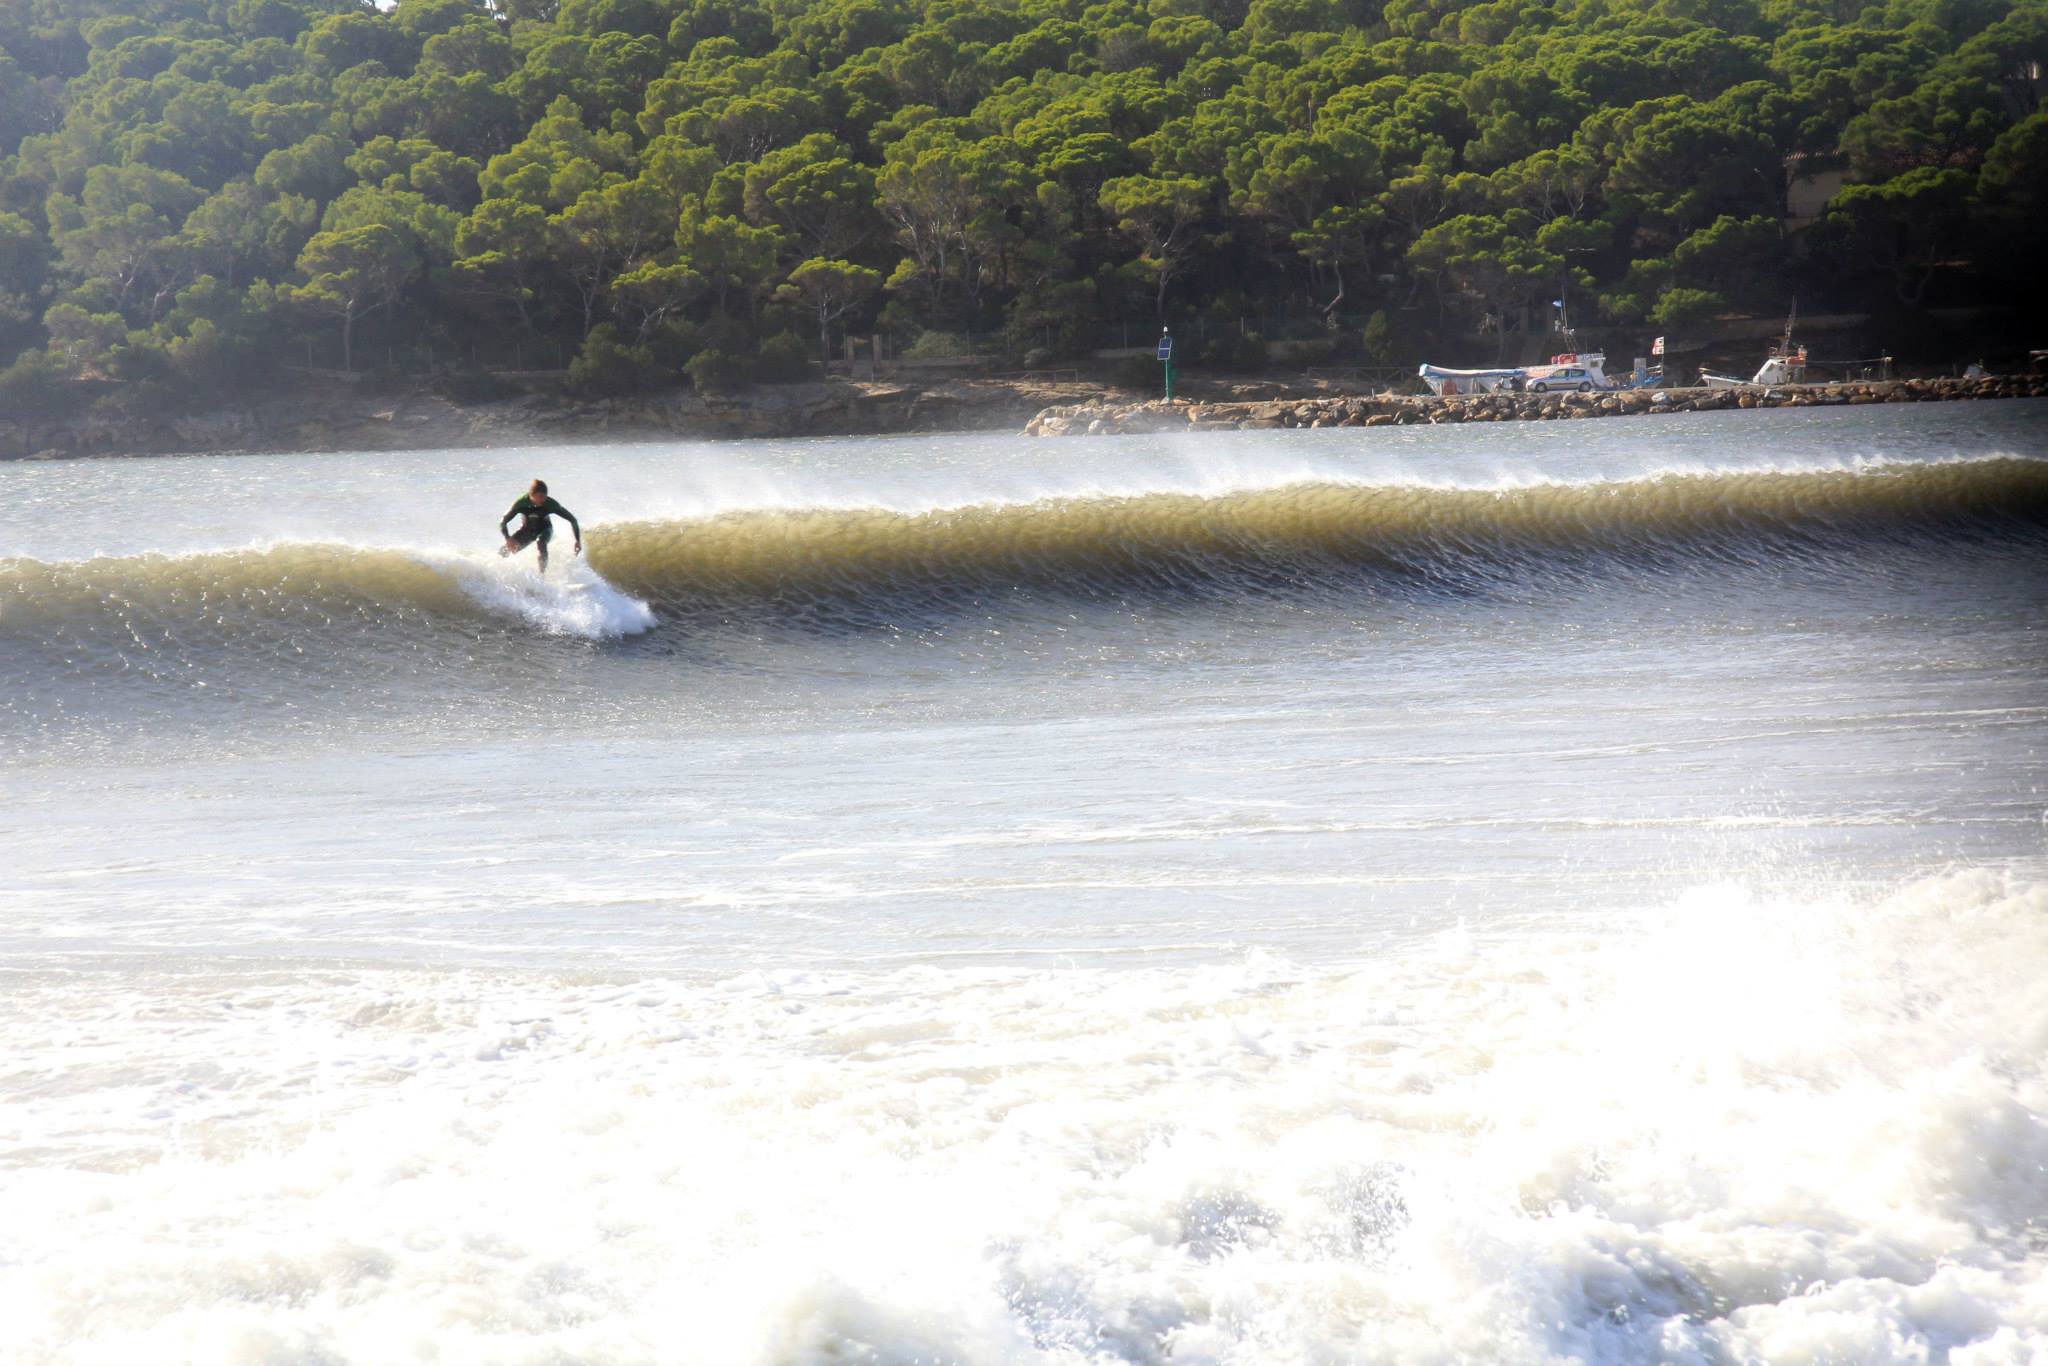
[514,277,534,333]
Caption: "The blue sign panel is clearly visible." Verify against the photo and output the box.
[1156,336,1173,360]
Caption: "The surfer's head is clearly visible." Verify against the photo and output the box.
[529,479,547,502]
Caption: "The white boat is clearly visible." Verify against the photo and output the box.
[1419,350,1622,396]
[1417,363,1523,396]
[1699,306,1807,388]
[1700,350,1806,388]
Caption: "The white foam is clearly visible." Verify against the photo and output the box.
[3,871,2043,1363]
[448,553,656,638]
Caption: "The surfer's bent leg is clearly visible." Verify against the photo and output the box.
[535,525,552,574]
[504,522,545,562]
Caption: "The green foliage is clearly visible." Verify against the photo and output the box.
[0,347,92,418]
[903,328,972,358]
[1099,174,1209,317]
[0,0,2032,413]
[1649,286,1728,326]
[1825,166,1975,303]
[285,222,417,370]
[1359,309,1394,363]
[567,321,664,395]
[755,327,815,381]
[681,324,812,389]
[1204,327,1268,370]
[777,255,883,364]
[1408,214,1566,321]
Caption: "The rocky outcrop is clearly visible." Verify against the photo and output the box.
[1021,373,2048,437]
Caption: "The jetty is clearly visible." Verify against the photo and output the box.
[1023,373,2048,437]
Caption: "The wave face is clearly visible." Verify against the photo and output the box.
[6,459,2045,648]
[0,543,655,641]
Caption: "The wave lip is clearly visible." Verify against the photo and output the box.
[590,456,2048,608]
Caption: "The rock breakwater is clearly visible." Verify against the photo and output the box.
[1022,373,2048,437]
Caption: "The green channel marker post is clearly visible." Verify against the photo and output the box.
[1158,327,1174,401]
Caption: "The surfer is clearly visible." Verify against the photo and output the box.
[498,479,582,574]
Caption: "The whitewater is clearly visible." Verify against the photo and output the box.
[3,400,2046,1364]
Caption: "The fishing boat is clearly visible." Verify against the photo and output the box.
[1700,348,1806,388]
[1700,306,1807,388]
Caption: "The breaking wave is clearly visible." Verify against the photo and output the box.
[4,458,2043,645]
[6,869,2046,1363]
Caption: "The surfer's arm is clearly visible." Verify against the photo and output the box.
[556,503,582,549]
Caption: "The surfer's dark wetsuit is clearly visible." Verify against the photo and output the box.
[499,494,580,573]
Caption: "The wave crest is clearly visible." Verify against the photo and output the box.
[4,459,2042,641]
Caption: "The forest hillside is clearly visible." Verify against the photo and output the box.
[1,0,2043,414]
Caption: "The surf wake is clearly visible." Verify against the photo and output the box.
[455,557,656,638]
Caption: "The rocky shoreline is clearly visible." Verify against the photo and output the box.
[1022,373,2048,437]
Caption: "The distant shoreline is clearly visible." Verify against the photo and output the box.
[6,371,2044,462]
[0,375,1089,462]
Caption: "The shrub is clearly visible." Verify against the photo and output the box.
[903,329,972,359]
[684,347,748,392]
[755,328,815,382]
[686,331,817,390]
[1361,310,1396,364]
[568,324,665,397]
[0,349,90,419]
[1650,287,1727,327]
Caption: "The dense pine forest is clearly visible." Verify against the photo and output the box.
[1,0,2042,411]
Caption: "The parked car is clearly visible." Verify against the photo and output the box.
[1522,362,1601,393]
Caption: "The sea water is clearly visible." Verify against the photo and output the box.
[2,401,2045,1364]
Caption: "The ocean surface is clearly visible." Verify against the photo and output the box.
[3,400,2046,1365]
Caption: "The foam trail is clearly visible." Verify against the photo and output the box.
[448,552,656,638]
